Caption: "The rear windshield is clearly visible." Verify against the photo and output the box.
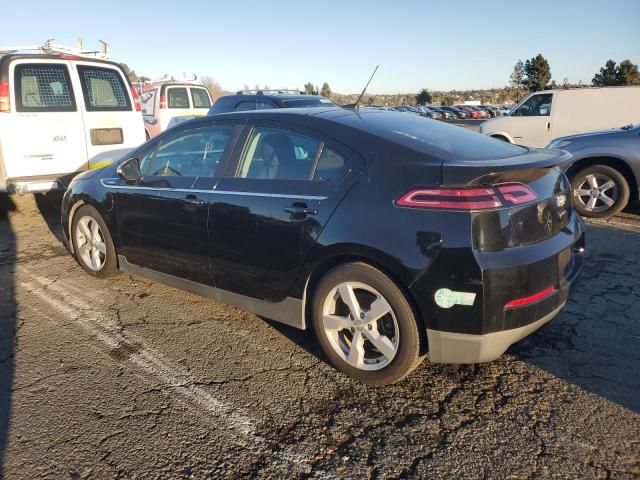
[77,66,131,111]
[190,88,211,108]
[168,87,190,108]
[339,111,527,160]
[14,63,76,112]
[282,98,336,108]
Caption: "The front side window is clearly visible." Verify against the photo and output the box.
[514,93,553,117]
[77,66,130,111]
[167,87,189,108]
[145,125,234,177]
[190,88,211,108]
[237,127,322,181]
[15,63,76,112]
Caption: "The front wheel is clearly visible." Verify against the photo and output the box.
[71,204,119,278]
[571,165,629,218]
[312,263,423,385]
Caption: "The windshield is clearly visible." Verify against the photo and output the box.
[283,98,336,108]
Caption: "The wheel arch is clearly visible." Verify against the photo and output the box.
[302,252,428,355]
[489,133,513,143]
[67,195,118,257]
[565,156,638,202]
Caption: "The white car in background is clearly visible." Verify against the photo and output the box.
[0,44,146,194]
[140,81,212,139]
[480,86,640,147]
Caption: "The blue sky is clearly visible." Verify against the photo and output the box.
[3,0,639,93]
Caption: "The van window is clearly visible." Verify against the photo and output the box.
[141,89,156,116]
[168,88,190,108]
[190,88,211,108]
[514,93,553,117]
[14,64,76,112]
[77,66,131,111]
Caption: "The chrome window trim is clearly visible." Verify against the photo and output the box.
[100,178,327,200]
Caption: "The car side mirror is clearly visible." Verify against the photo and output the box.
[117,157,141,185]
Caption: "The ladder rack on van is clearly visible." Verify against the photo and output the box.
[0,40,110,59]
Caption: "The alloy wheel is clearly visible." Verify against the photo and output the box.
[75,216,107,271]
[573,173,619,213]
[322,281,399,371]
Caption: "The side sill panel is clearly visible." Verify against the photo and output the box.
[118,255,305,330]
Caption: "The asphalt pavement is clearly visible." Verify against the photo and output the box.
[0,193,638,479]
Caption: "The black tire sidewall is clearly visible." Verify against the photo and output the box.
[71,204,118,278]
[571,165,629,218]
[312,263,421,385]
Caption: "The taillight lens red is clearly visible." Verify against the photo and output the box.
[159,95,167,109]
[130,86,141,112]
[496,184,538,205]
[504,286,556,309]
[0,82,10,113]
[396,183,539,211]
[396,187,503,210]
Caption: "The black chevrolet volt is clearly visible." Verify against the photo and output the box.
[61,108,584,384]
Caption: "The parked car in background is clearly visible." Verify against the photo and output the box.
[0,44,145,194]
[140,80,212,139]
[427,106,456,120]
[416,106,443,120]
[496,105,513,116]
[478,105,497,118]
[62,107,584,384]
[457,106,482,119]
[548,124,640,218]
[209,90,337,114]
[480,86,640,147]
[441,106,469,119]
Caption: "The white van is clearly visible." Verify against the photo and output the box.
[0,52,146,194]
[140,81,212,139]
[479,86,640,148]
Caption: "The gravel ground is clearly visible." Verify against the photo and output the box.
[0,193,638,479]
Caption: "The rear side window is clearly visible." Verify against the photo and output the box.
[190,88,211,108]
[77,66,131,111]
[234,101,256,111]
[14,63,76,112]
[314,146,345,181]
[168,87,189,108]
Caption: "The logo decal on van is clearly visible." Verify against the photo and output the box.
[52,135,67,142]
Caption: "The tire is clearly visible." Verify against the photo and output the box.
[145,130,151,141]
[312,262,423,385]
[71,204,118,278]
[570,165,629,219]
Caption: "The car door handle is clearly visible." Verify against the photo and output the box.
[285,203,318,218]
[546,121,551,131]
[183,194,205,209]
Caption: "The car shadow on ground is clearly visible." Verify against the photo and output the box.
[264,224,640,414]
[0,194,17,474]
[33,192,66,246]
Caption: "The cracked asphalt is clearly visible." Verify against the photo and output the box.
[0,193,639,479]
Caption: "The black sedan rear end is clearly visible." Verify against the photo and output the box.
[62,108,584,384]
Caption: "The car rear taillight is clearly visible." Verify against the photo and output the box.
[396,187,503,210]
[0,82,10,113]
[495,184,538,205]
[504,286,555,309]
[396,183,539,211]
[159,95,167,109]
[130,86,141,112]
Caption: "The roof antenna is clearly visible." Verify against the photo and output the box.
[354,65,379,109]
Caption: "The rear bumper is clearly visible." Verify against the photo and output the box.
[427,303,563,363]
[414,210,585,364]
[4,173,78,194]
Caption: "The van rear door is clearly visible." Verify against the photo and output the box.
[3,58,88,183]
[71,61,145,169]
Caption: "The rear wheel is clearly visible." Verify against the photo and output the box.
[71,205,118,278]
[571,165,629,218]
[312,263,423,385]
